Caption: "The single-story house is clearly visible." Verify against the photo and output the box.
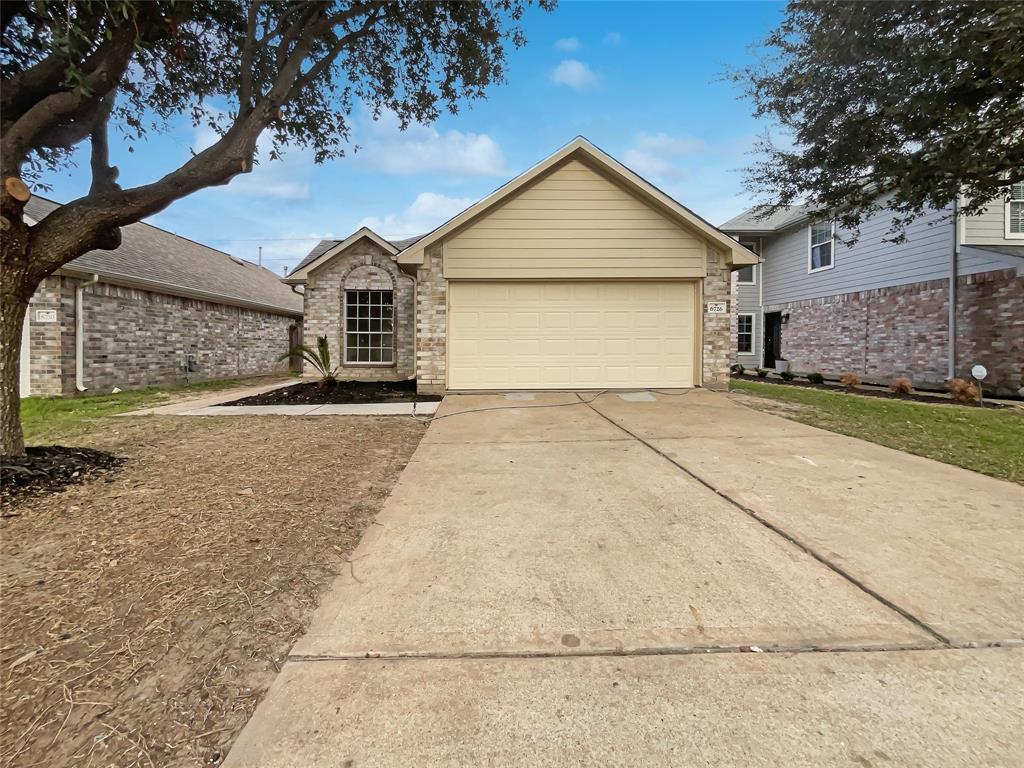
[720,183,1024,395]
[20,197,303,397]
[285,137,758,393]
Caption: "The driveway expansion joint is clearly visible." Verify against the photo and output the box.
[578,393,955,648]
[285,639,1023,664]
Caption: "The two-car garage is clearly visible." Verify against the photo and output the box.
[448,281,697,389]
[396,138,758,392]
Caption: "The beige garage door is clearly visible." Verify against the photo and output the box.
[448,281,697,389]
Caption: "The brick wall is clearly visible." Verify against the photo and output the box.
[414,243,447,395]
[765,268,1023,394]
[26,275,298,395]
[955,268,1024,395]
[702,248,732,389]
[301,241,415,381]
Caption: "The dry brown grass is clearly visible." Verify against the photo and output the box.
[890,377,914,395]
[839,372,861,389]
[947,377,980,403]
[0,414,425,767]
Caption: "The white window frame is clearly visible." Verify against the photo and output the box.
[343,289,395,365]
[807,220,835,273]
[735,264,756,285]
[1006,180,1024,239]
[736,313,755,355]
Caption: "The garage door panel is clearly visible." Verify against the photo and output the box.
[449,281,696,389]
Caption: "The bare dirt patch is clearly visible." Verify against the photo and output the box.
[224,378,442,407]
[729,390,815,419]
[0,415,425,767]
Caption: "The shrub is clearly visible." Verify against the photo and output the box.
[947,378,980,403]
[890,377,913,395]
[730,363,746,375]
[806,372,825,385]
[779,370,796,381]
[839,372,861,389]
[278,335,338,385]
[756,368,770,378]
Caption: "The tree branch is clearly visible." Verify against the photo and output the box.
[238,0,262,112]
[287,4,387,101]
[1,14,143,173]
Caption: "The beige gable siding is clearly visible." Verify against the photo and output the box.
[962,200,1015,246]
[443,159,708,279]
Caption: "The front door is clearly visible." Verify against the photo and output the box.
[763,312,782,368]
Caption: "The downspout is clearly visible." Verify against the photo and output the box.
[948,198,961,380]
[75,274,100,392]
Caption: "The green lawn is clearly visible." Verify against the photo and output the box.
[20,378,262,444]
[730,379,1024,484]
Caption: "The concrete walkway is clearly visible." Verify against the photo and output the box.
[225,390,1024,767]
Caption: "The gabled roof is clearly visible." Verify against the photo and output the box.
[286,228,423,283]
[24,197,302,316]
[719,204,813,235]
[395,137,758,267]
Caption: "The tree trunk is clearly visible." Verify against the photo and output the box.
[1,213,33,459]
[0,294,28,459]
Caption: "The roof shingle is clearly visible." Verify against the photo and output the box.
[25,197,301,316]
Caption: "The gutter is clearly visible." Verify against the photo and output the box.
[75,274,100,392]
[948,198,961,380]
[58,266,302,318]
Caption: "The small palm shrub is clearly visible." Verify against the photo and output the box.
[756,368,770,378]
[278,335,338,384]
[806,372,824,385]
[779,370,796,381]
[839,372,861,389]
[947,378,980,403]
[890,377,913,395]
[730,363,746,375]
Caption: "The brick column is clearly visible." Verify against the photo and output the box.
[415,244,447,395]
[701,248,731,389]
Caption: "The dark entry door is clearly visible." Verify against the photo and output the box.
[763,312,782,368]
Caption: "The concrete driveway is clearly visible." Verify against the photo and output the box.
[226,390,1024,767]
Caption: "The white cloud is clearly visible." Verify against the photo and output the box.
[353,111,506,176]
[555,37,581,51]
[550,59,599,91]
[622,132,707,181]
[358,192,473,239]
[603,32,622,46]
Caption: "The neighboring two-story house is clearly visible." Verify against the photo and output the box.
[721,184,1024,396]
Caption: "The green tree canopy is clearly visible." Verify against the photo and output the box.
[733,0,1024,236]
[0,0,552,457]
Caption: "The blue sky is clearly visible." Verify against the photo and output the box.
[39,1,786,275]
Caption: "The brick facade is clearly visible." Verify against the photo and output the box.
[26,275,299,396]
[765,268,1023,394]
[301,240,415,381]
[702,247,732,389]
[956,268,1024,395]
[414,243,447,395]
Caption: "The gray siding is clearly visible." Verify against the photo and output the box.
[962,200,1011,246]
[761,205,956,306]
[959,245,1023,276]
[733,264,762,366]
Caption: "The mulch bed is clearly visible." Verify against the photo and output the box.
[223,378,442,406]
[0,416,425,767]
[733,373,1007,409]
[1,446,125,509]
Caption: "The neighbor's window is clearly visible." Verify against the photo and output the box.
[345,290,394,363]
[736,265,756,284]
[808,221,834,271]
[1008,181,1024,237]
[737,314,754,354]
